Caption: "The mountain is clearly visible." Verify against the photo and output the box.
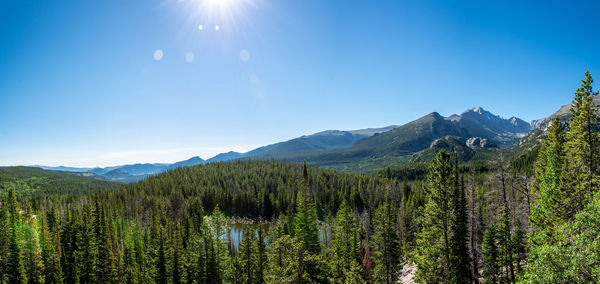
[204,125,398,163]
[31,107,531,176]
[31,126,395,181]
[242,108,530,171]
[530,96,600,130]
[168,156,205,169]
[206,151,246,163]
[447,107,531,145]
[34,165,94,172]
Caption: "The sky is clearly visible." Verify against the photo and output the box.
[1,0,599,167]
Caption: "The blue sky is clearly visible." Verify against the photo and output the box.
[1,0,599,167]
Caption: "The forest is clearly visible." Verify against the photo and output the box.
[0,71,599,283]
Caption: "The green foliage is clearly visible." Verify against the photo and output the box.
[525,71,600,282]
[329,200,363,283]
[523,190,600,283]
[370,191,401,284]
[414,150,453,283]
[450,175,471,284]
[0,166,120,198]
[482,224,499,283]
[560,70,600,218]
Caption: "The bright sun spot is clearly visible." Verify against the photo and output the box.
[181,0,256,34]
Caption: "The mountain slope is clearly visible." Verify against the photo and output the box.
[247,109,530,171]
[447,107,531,145]
[0,166,121,197]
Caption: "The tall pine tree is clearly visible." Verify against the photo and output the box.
[414,150,453,283]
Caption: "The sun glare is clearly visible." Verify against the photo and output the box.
[177,0,256,34]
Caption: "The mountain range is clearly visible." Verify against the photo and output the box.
[33,103,576,182]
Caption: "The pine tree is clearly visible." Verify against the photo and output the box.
[414,150,453,283]
[79,206,98,283]
[497,205,514,282]
[172,223,187,284]
[0,203,10,283]
[482,224,499,284]
[8,225,27,284]
[156,231,169,284]
[42,208,63,284]
[329,200,363,283]
[511,219,526,274]
[371,191,401,284]
[450,175,472,284]
[294,163,321,255]
[265,234,303,283]
[256,225,267,282]
[23,222,44,284]
[561,70,600,219]
[530,117,565,242]
[7,188,19,224]
[205,205,230,282]
[239,228,258,284]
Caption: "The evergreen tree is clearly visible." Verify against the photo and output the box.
[450,175,472,284]
[22,222,44,284]
[42,208,63,284]
[8,225,27,284]
[238,229,258,284]
[482,224,499,284]
[79,206,98,283]
[530,117,565,242]
[511,219,526,274]
[172,223,187,284]
[561,70,600,219]
[329,200,363,283]
[497,205,514,282]
[414,150,453,283]
[256,225,267,282]
[371,190,401,284]
[294,163,321,255]
[0,203,10,283]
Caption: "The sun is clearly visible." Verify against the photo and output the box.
[182,0,255,31]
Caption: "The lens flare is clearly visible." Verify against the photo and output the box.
[173,0,258,36]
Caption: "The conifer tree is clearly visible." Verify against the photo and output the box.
[482,224,499,283]
[414,150,453,283]
[42,208,63,284]
[0,203,10,283]
[561,70,600,218]
[172,223,187,284]
[497,205,514,282]
[329,200,363,283]
[450,175,472,284]
[256,225,267,282]
[239,228,258,284]
[294,163,321,254]
[530,117,564,242]
[511,219,526,274]
[8,225,27,284]
[371,190,401,284]
[79,206,98,283]
[23,223,44,284]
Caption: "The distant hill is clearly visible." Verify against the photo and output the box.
[204,125,398,163]
[0,166,121,197]
[31,107,537,176]
[35,157,206,183]
[31,125,394,182]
